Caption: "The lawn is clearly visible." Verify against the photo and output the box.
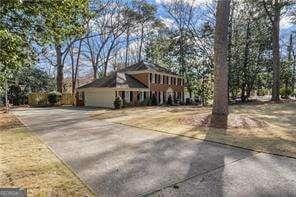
[91,102,296,158]
[0,110,94,196]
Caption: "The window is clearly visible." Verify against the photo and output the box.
[163,91,166,102]
[154,74,157,83]
[171,77,175,85]
[150,73,152,83]
[121,91,125,99]
[130,92,133,102]
[158,92,161,103]
[144,92,147,99]
[79,91,85,100]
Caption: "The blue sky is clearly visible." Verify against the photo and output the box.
[150,0,295,48]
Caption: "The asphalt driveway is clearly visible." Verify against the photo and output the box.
[13,107,296,197]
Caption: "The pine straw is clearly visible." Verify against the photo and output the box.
[0,111,93,197]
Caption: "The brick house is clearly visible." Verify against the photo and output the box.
[77,61,186,108]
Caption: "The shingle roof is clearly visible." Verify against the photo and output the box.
[78,72,148,89]
[119,61,178,75]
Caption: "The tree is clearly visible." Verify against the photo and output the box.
[210,0,231,129]
[260,0,291,101]
[4,67,55,105]
[69,39,83,95]
[228,0,272,102]
[0,0,38,110]
[36,0,89,93]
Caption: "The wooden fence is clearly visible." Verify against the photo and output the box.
[28,92,74,106]
[61,93,74,105]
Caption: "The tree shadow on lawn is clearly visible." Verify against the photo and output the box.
[230,103,296,129]
[179,123,296,158]
[68,127,251,196]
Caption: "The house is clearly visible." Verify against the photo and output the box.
[77,61,186,108]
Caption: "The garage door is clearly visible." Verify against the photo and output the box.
[85,90,115,108]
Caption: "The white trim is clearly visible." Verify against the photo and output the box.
[78,87,149,92]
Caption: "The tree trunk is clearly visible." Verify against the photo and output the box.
[227,1,235,102]
[271,1,280,102]
[5,77,9,112]
[138,24,144,62]
[293,50,296,93]
[125,26,130,67]
[93,64,98,80]
[72,39,82,96]
[210,0,231,129]
[288,34,294,93]
[241,17,251,102]
[56,44,63,93]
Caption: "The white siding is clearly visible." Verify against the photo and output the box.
[83,89,115,108]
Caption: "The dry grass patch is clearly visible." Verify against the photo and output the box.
[0,111,93,196]
[95,103,296,158]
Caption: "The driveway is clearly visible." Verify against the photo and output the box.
[13,107,296,197]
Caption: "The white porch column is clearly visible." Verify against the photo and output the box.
[125,91,130,102]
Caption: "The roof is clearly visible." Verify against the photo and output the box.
[78,72,148,89]
[119,61,178,75]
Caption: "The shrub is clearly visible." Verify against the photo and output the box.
[47,91,61,105]
[185,98,192,105]
[122,99,132,108]
[140,98,151,106]
[257,88,269,96]
[113,97,122,109]
[167,95,173,106]
[280,88,292,99]
[151,94,157,106]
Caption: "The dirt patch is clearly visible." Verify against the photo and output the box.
[180,113,269,129]
[0,110,22,130]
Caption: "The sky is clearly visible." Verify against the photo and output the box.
[151,0,296,48]
[39,0,296,77]
[151,0,295,30]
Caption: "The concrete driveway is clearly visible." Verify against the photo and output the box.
[13,107,296,197]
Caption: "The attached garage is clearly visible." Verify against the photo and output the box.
[82,88,115,108]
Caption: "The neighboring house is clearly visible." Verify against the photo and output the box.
[77,61,186,108]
